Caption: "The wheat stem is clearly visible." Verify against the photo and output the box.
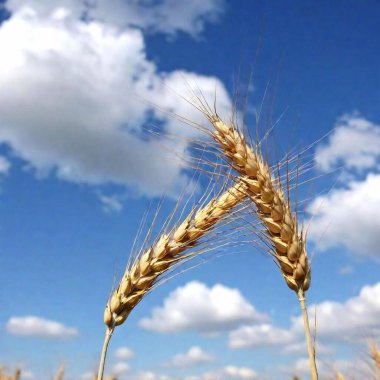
[97,326,114,380]
[298,289,318,380]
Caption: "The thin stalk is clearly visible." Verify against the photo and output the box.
[97,326,114,380]
[298,289,318,380]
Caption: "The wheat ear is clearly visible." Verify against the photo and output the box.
[97,183,245,380]
[197,109,316,379]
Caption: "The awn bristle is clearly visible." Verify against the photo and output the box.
[204,112,311,294]
[104,182,245,328]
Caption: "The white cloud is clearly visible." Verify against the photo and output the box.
[139,281,266,334]
[0,5,231,198]
[222,366,259,380]
[292,282,380,340]
[165,346,215,368]
[125,372,172,380]
[338,265,354,275]
[0,155,10,174]
[114,347,135,360]
[96,192,124,213]
[228,282,380,353]
[229,323,294,349]
[5,315,79,338]
[315,114,380,172]
[112,361,130,375]
[281,357,372,380]
[307,173,380,259]
[80,372,95,380]
[282,341,333,356]
[186,366,259,380]
[20,370,35,380]
[5,0,225,37]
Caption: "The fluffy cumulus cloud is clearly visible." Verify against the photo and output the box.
[228,323,294,349]
[292,282,380,340]
[185,366,259,380]
[315,114,380,172]
[82,370,171,380]
[124,372,172,380]
[20,370,35,380]
[307,173,380,259]
[5,315,79,338]
[0,2,231,198]
[4,0,225,36]
[229,282,380,351]
[282,341,333,356]
[112,362,130,376]
[281,357,372,379]
[114,347,135,360]
[310,114,380,259]
[165,346,215,368]
[139,281,266,334]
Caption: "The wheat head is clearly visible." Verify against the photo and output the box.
[104,182,245,328]
[201,111,311,294]
[98,182,246,380]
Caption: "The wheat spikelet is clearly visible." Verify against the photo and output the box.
[98,182,246,380]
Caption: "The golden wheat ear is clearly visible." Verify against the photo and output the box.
[97,178,247,380]
[188,97,317,380]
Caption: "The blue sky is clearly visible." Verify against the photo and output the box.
[0,1,380,379]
